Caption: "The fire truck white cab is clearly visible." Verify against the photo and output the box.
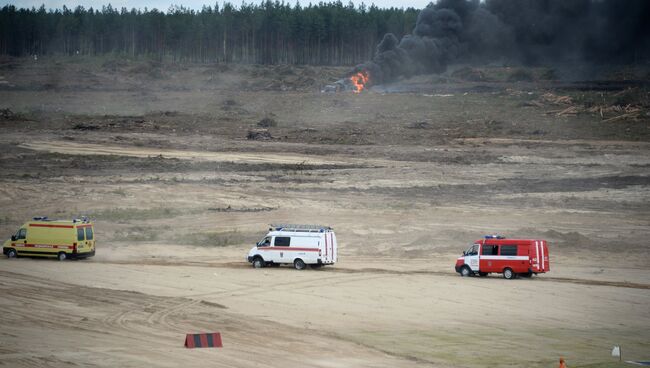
[247,224,337,270]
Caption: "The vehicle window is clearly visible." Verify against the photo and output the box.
[258,237,271,247]
[274,237,291,247]
[501,245,517,256]
[16,228,27,240]
[85,227,94,240]
[77,228,85,241]
[466,244,479,256]
[482,244,498,255]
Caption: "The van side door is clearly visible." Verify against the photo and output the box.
[272,236,291,262]
[480,243,499,272]
[84,226,95,251]
[76,227,86,252]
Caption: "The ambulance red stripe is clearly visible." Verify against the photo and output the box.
[258,247,320,252]
[15,244,74,249]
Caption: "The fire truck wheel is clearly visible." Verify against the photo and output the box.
[252,257,265,269]
[294,259,306,270]
[460,266,472,277]
[57,252,67,261]
[6,249,17,258]
[503,268,515,279]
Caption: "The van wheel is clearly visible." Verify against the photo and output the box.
[57,252,67,261]
[252,257,265,269]
[294,259,306,270]
[6,249,17,258]
[460,266,472,277]
[503,268,515,279]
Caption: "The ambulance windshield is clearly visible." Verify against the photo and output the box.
[257,237,271,247]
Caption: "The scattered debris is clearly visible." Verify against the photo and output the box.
[247,128,273,140]
[525,91,646,122]
[545,106,580,117]
[541,93,573,105]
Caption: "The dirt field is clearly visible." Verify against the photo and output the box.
[0,57,649,368]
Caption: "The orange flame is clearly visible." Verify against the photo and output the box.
[350,71,370,93]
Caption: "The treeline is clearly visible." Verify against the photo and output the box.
[0,1,418,65]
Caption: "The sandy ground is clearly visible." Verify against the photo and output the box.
[0,58,649,367]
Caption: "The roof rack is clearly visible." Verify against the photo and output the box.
[33,216,50,221]
[270,224,332,232]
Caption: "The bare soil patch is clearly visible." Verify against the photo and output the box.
[0,59,648,367]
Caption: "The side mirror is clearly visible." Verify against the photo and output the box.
[462,251,466,256]
[11,235,16,241]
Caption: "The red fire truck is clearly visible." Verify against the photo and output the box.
[455,235,550,279]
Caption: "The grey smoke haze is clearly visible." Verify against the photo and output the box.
[353,0,650,85]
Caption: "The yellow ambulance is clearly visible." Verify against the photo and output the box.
[3,217,95,261]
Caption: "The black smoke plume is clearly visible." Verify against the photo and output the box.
[351,0,650,86]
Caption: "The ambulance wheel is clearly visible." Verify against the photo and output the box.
[252,257,265,269]
[57,252,67,261]
[460,266,472,277]
[6,249,17,258]
[293,259,306,270]
[503,268,515,280]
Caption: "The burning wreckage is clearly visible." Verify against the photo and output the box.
[324,71,370,93]
[323,6,465,93]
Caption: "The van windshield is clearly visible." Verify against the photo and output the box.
[465,244,478,256]
[16,228,27,240]
[257,237,271,247]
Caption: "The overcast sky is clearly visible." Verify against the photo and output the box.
[3,0,430,11]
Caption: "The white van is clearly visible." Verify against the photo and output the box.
[247,224,337,270]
